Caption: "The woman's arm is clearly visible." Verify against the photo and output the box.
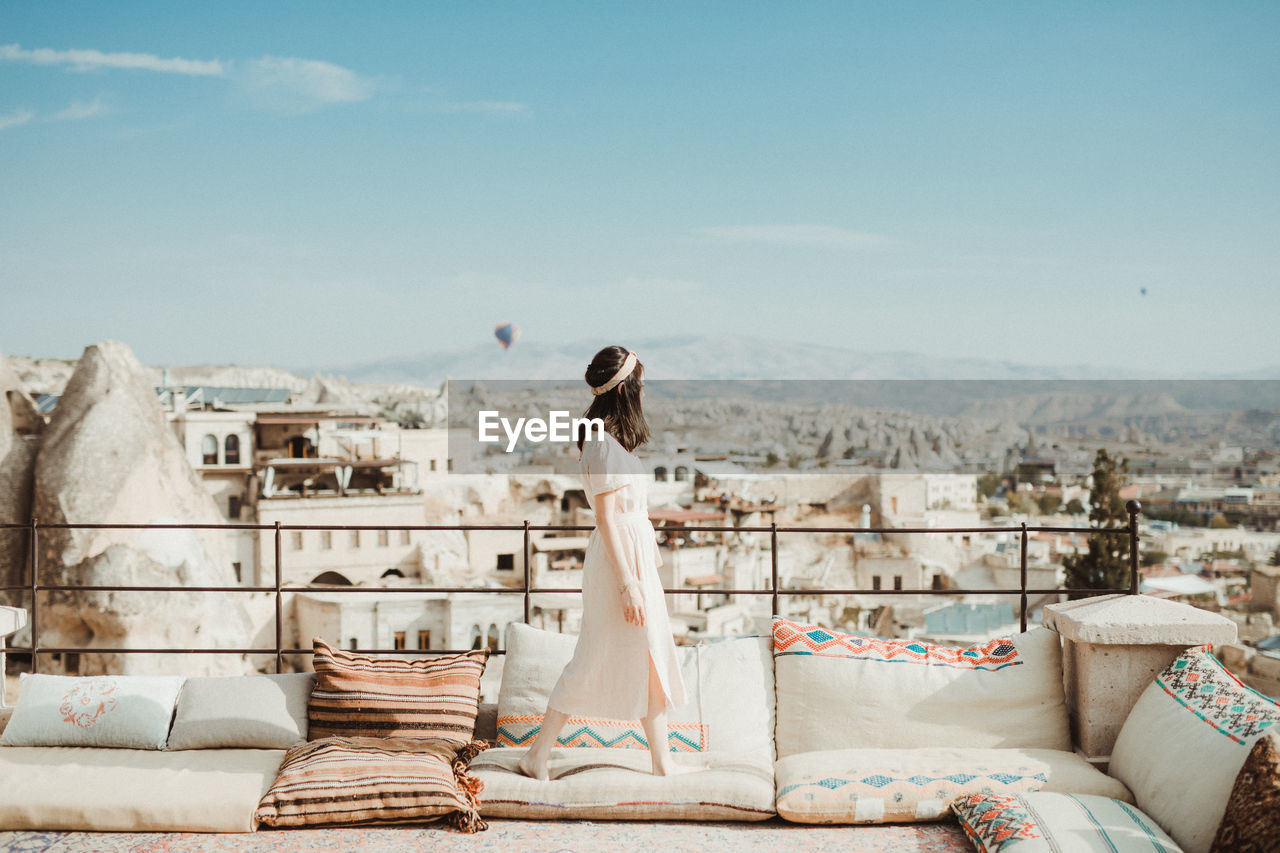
[596,487,645,627]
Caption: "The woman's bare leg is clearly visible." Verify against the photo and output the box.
[517,706,570,781]
[641,656,691,776]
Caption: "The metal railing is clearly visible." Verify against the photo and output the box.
[0,501,1143,673]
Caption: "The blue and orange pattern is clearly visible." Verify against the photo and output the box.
[951,793,1041,850]
[773,618,1022,671]
[496,714,707,752]
[1156,645,1280,745]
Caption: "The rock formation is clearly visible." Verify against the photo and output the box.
[32,342,252,675]
[0,352,42,602]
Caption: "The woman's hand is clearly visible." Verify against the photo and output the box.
[621,582,646,627]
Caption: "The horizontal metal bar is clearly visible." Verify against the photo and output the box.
[6,647,508,657]
[5,584,1129,597]
[0,521,1128,536]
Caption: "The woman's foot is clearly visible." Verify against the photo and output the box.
[517,750,550,781]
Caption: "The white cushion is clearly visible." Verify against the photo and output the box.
[951,792,1182,852]
[775,746,1132,824]
[0,674,184,750]
[1109,645,1280,853]
[471,746,775,821]
[166,673,315,750]
[497,623,775,758]
[0,747,284,832]
[773,618,1070,757]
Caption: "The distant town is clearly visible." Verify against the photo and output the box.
[3,343,1279,702]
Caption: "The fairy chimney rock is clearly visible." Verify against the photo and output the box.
[32,341,251,675]
[0,352,42,596]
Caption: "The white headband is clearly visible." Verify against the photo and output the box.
[590,351,638,396]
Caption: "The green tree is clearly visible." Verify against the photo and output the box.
[1209,513,1233,529]
[977,471,1003,499]
[1037,493,1062,515]
[1065,498,1085,515]
[1271,545,1280,567]
[1063,449,1132,595]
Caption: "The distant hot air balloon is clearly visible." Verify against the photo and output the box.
[494,322,520,349]
[1140,287,1148,296]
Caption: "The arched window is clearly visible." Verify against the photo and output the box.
[224,434,241,465]
[654,466,669,482]
[201,434,218,465]
[486,623,500,652]
[469,625,484,651]
[310,571,353,586]
[674,465,689,482]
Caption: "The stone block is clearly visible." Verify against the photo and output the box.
[1044,594,1238,762]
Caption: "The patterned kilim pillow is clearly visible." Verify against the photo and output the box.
[1109,645,1280,853]
[256,736,488,831]
[772,617,1070,756]
[951,792,1182,853]
[1209,729,1280,853]
[308,639,488,746]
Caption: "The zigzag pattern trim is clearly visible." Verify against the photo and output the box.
[776,769,1047,801]
[496,714,707,752]
[773,618,1022,671]
[1156,645,1280,744]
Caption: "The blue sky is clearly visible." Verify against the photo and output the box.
[2,2,1278,374]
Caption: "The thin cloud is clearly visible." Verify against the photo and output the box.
[239,56,377,110]
[0,43,223,76]
[51,98,107,121]
[0,107,34,130]
[438,100,529,115]
[699,224,894,251]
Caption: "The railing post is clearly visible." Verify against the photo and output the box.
[274,521,283,673]
[1126,500,1142,596]
[28,515,38,675]
[771,521,779,618]
[1019,521,1029,633]
[522,520,531,626]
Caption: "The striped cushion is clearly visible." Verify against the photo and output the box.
[951,792,1181,852]
[256,736,487,831]
[308,640,488,745]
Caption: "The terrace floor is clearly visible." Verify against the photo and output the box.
[0,820,972,852]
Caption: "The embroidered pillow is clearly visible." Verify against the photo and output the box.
[0,673,184,749]
[256,736,487,831]
[1110,645,1280,853]
[951,792,1182,853]
[772,617,1070,757]
[1210,729,1280,853]
[166,673,314,750]
[308,639,488,746]
[495,623,774,756]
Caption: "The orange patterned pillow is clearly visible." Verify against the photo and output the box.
[308,639,488,746]
[257,736,487,831]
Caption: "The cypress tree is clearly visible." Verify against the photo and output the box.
[1063,449,1132,595]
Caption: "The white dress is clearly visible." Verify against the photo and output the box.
[545,432,687,720]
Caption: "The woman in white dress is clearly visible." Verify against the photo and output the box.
[518,346,688,780]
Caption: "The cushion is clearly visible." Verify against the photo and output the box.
[256,736,487,832]
[0,746,284,832]
[308,639,488,746]
[166,673,315,750]
[470,746,775,820]
[1109,645,1280,853]
[1211,729,1280,853]
[0,674,184,750]
[775,746,1133,825]
[951,792,1182,852]
[496,623,775,757]
[772,618,1070,757]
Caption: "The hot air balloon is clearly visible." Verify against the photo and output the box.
[1140,287,1148,296]
[494,322,520,349]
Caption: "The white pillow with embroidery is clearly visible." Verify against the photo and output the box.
[0,673,185,750]
[495,623,775,757]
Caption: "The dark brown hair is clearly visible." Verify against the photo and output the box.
[577,345,649,452]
